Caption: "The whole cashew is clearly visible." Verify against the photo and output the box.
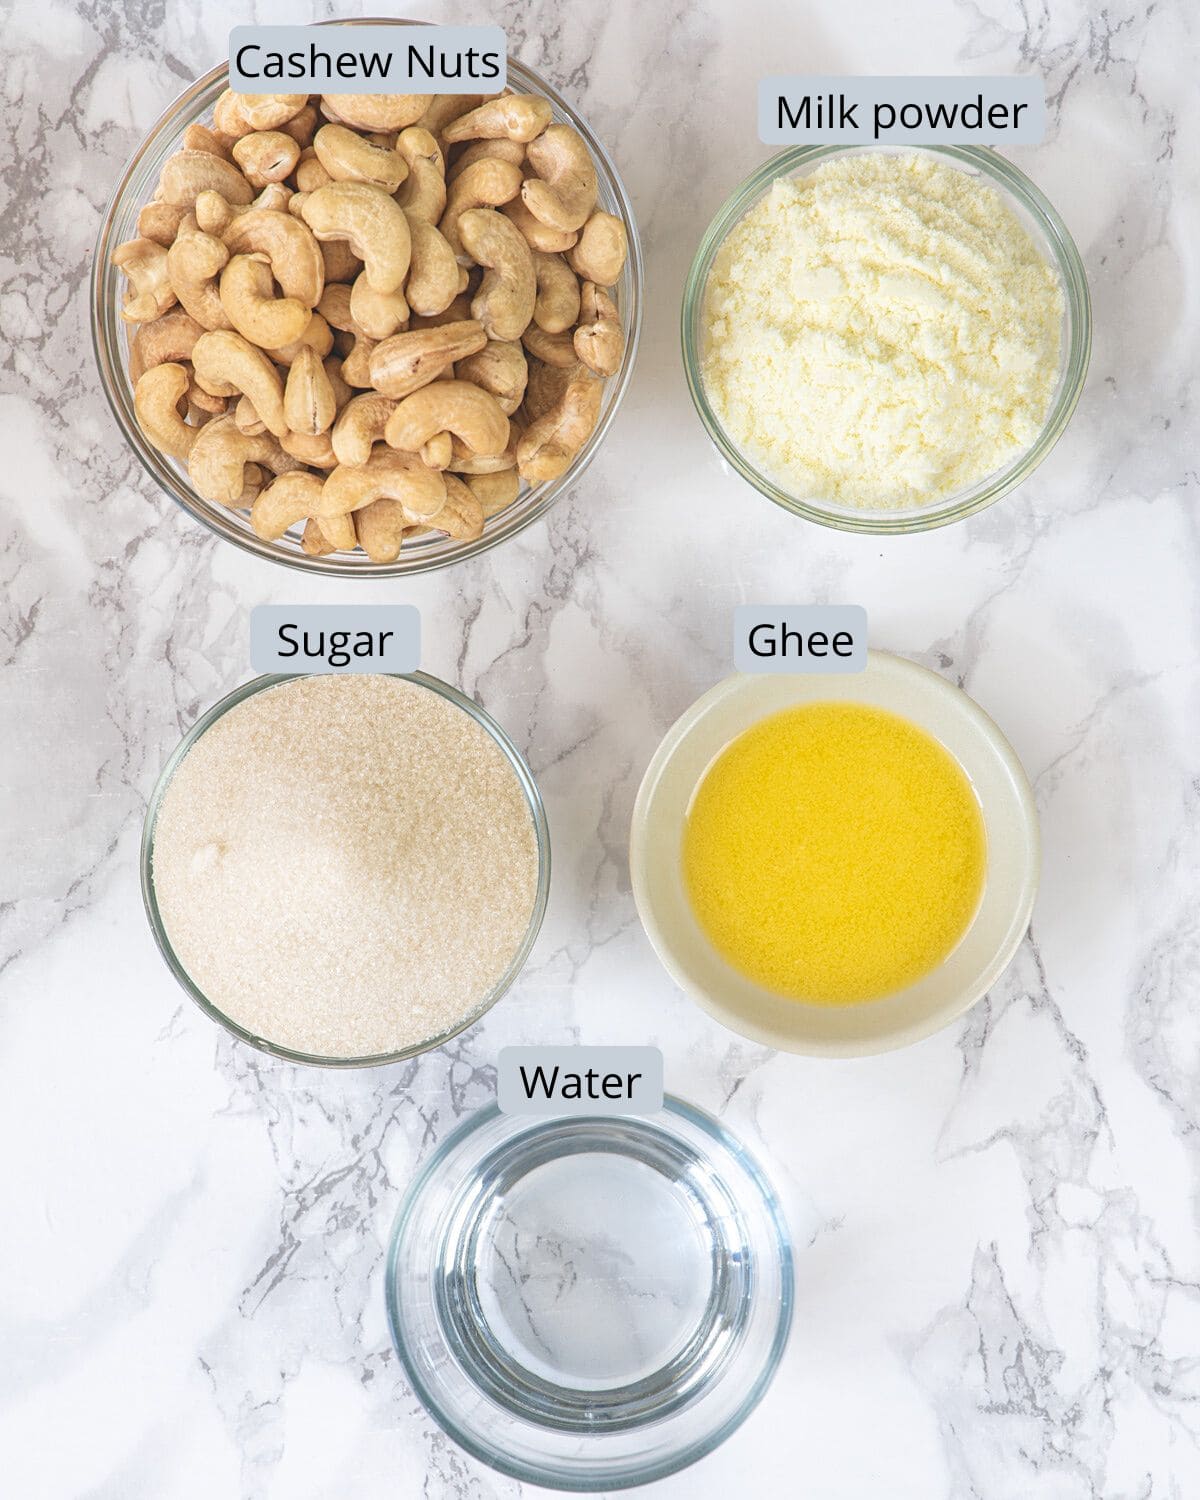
[187,415,300,505]
[283,346,337,435]
[522,126,597,233]
[192,329,288,437]
[416,94,484,139]
[354,500,410,563]
[456,340,528,414]
[349,271,408,340]
[137,201,188,247]
[522,324,577,367]
[295,149,333,193]
[282,429,339,468]
[332,392,398,466]
[518,367,602,482]
[113,238,178,322]
[395,128,446,223]
[502,195,579,254]
[212,89,257,139]
[313,124,407,193]
[134,363,196,459]
[165,220,230,330]
[447,138,525,183]
[159,150,253,209]
[532,251,581,333]
[566,210,628,287]
[369,321,487,398]
[458,208,536,342]
[430,472,485,539]
[301,183,411,295]
[320,94,431,132]
[219,253,310,349]
[232,130,300,189]
[442,94,553,144]
[267,312,334,366]
[573,282,624,377]
[251,471,329,539]
[323,445,447,520]
[404,215,460,316]
[182,123,231,159]
[222,208,324,306]
[466,468,521,518]
[128,309,204,382]
[230,92,309,131]
[439,157,523,263]
[384,380,510,456]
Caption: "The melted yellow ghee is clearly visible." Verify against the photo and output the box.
[682,702,986,1004]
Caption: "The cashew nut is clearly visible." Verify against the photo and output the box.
[522,126,597,233]
[137,201,188,247]
[566,210,628,287]
[313,123,406,192]
[404,215,460,316]
[439,157,523,263]
[230,93,309,131]
[369,321,487,398]
[280,104,320,148]
[517,367,602,482]
[187,415,300,505]
[251,471,329,539]
[295,149,333,193]
[192,329,288,437]
[416,94,484,140]
[420,432,453,471]
[395,128,446,223]
[222,208,324,306]
[163,219,229,330]
[445,430,519,474]
[466,468,521,518]
[301,516,337,556]
[443,95,553,145]
[354,500,409,563]
[128,309,204,382]
[456,340,528,414]
[212,90,256,140]
[113,238,178,322]
[267,311,334,366]
[502,194,579,254]
[182,123,231,159]
[532,251,581,333]
[384,380,509,456]
[159,150,253,209]
[522,324,578,368]
[573,282,624,377]
[134,363,197,460]
[312,511,357,550]
[219,253,310,349]
[234,394,266,435]
[281,429,339,468]
[331,392,397,466]
[349,270,408,341]
[323,445,447,521]
[300,182,411,295]
[458,208,536,342]
[447,137,525,183]
[429,473,485,540]
[339,330,378,387]
[232,130,301,189]
[283,346,337,435]
[320,94,430,132]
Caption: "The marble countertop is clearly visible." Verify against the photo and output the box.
[3,0,1197,1494]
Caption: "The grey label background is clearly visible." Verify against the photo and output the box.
[498,1048,664,1116]
[734,605,867,673]
[250,605,420,674]
[229,25,506,93]
[759,76,1045,144]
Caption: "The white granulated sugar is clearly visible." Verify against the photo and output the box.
[702,152,1064,509]
[152,675,540,1059]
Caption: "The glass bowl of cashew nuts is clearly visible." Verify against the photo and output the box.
[91,27,642,574]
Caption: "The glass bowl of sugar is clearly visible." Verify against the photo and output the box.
[141,672,550,1067]
[681,144,1090,533]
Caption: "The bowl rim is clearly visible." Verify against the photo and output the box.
[680,142,1092,534]
[629,652,1041,1057]
[92,21,643,575]
[140,670,551,1068]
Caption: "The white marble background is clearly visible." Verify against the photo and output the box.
[2,0,1197,1494]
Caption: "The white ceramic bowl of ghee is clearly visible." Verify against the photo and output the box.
[630,652,1040,1057]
